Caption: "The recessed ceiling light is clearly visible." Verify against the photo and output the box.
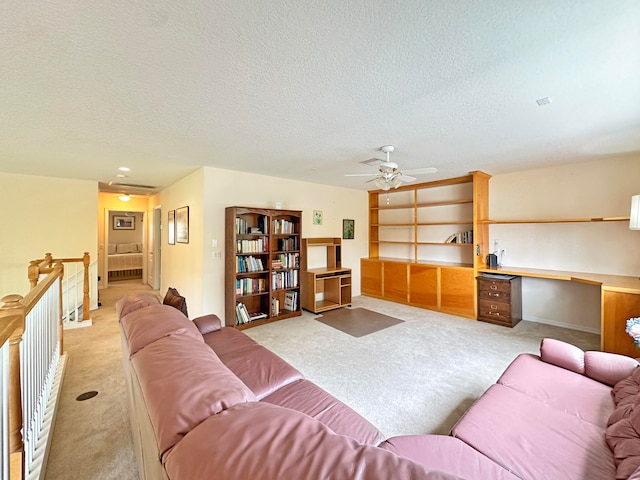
[118,166,131,172]
[536,97,552,106]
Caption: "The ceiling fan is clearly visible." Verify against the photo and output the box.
[345,145,437,190]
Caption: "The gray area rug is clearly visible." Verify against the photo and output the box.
[315,307,404,337]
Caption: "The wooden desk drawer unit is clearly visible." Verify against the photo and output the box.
[477,274,522,327]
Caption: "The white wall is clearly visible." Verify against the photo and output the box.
[488,155,640,332]
[149,169,205,316]
[0,172,98,297]
[151,167,368,319]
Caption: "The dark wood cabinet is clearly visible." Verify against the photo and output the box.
[477,274,522,327]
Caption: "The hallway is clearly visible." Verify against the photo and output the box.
[45,280,157,480]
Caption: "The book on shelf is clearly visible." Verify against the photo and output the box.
[236,303,268,325]
[271,296,280,316]
[284,291,298,311]
[445,229,473,244]
[235,303,250,324]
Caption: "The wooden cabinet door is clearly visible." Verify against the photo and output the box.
[361,259,382,297]
[383,262,408,303]
[409,265,438,308]
[440,267,475,317]
[602,290,640,357]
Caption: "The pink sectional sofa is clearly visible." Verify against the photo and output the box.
[117,293,640,479]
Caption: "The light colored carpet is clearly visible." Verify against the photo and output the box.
[44,285,599,479]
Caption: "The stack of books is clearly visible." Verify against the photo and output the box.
[235,303,267,325]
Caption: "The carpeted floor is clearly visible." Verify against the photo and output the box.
[44,284,599,479]
[314,307,404,337]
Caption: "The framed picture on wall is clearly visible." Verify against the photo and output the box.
[167,210,175,245]
[176,206,189,244]
[113,215,135,230]
[343,219,354,239]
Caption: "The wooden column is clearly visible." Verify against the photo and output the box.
[0,294,25,480]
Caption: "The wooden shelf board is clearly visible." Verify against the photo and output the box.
[417,242,473,246]
[372,223,415,227]
[478,266,640,292]
[315,299,341,311]
[368,256,473,268]
[237,291,269,298]
[416,221,473,226]
[479,216,630,224]
[236,270,269,276]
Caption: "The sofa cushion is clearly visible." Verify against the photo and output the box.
[192,314,222,335]
[216,344,304,399]
[131,334,257,460]
[163,287,188,318]
[452,384,616,480]
[115,293,161,318]
[108,243,116,255]
[262,379,383,446]
[120,304,203,356]
[584,351,640,387]
[380,434,519,480]
[540,338,585,374]
[202,326,259,357]
[606,406,640,479]
[164,402,462,480]
[497,353,614,427]
[613,367,640,406]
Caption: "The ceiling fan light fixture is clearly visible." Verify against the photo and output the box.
[375,177,390,190]
[389,176,402,189]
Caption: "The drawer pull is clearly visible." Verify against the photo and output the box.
[490,285,498,290]
[487,311,500,316]
[488,292,500,297]
[491,305,498,310]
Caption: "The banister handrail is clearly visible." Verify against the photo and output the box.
[28,252,90,322]
[0,253,74,480]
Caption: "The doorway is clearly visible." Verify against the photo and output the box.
[104,209,146,287]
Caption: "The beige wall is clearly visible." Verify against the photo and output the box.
[97,193,150,288]
[150,167,368,320]
[0,172,98,297]
[149,169,205,315]
[488,155,640,332]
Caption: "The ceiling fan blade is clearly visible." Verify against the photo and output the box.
[344,173,379,177]
[403,167,437,175]
[398,174,417,182]
[364,177,379,183]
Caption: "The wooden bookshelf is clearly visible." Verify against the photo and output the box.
[225,206,302,328]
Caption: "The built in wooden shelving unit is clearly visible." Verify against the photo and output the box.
[225,206,302,329]
[362,171,491,319]
[301,237,351,313]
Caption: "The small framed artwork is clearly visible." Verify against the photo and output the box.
[167,210,175,245]
[113,215,135,230]
[176,206,189,244]
[343,219,354,239]
[313,210,323,225]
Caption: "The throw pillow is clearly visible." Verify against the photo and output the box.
[163,287,188,318]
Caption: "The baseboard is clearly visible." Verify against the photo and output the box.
[523,315,600,335]
[27,353,67,480]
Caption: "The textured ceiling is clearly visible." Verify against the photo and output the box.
[1,1,639,193]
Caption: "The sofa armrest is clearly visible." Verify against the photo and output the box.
[540,338,585,374]
[193,314,223,335]
[584,351,639,387]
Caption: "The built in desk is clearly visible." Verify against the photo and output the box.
[479,266,640,357]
